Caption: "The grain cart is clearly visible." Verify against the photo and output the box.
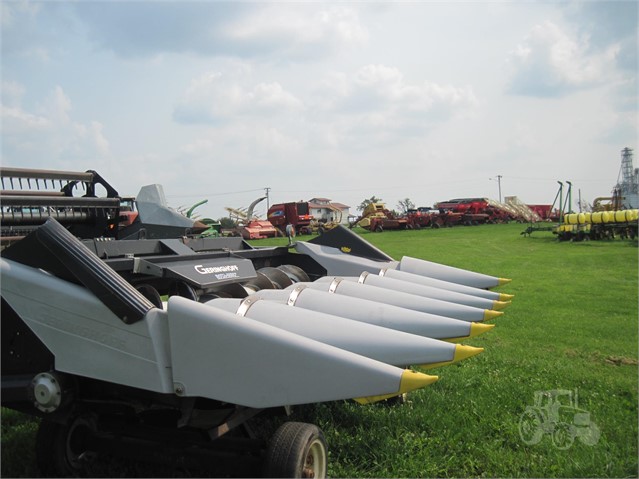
[2,178,513,477]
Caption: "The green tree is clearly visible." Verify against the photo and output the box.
[396,198,415,215]
[218,216,237,229]
[358,196,383,212]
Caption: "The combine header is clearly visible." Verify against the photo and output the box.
[0,167,214,245]
[1,168,514,477]
[0,167,120,244]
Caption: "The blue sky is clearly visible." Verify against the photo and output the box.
[2,1,637,219]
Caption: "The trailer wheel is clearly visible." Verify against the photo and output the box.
[36,415,97,477]
[264,422,327,478]
[136,283,163,308]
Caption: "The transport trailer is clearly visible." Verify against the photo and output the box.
[2,216,512,477]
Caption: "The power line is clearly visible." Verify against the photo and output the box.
[166,187,265,199]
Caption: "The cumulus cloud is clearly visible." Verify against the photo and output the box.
[311,64,478,146]
[1,84,110,164]
[226,6,368,59]
[175,62,478,158]
[564,1,637,72]
[1,1,78,63]
[319,64,477,113]
[181,124,303,161]
[507,21,622,97]
[174,62,478,158]
[71,3,366,60]
[173,72,303,124]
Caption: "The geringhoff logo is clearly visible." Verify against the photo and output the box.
[194,264,239,275]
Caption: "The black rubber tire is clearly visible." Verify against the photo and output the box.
[264,422,327,478]
[36,416,96,477]
[135,283,163,308]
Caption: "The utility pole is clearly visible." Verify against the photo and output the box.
[490,175,503,202]
[265,187,271,212]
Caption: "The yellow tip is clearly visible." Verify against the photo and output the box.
[483,310,504,321]
[418,344,484,370]
[498,278,512,286]
[445,322,495,343]
[354,370,438,404]
[499,293,514,301]
[469,321,495,338]
[453,344,484,362]
[399,369,439,392]
[491,300,511,311]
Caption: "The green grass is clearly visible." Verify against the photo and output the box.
[2,223,637,477]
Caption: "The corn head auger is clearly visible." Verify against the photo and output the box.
[1,168,514,478]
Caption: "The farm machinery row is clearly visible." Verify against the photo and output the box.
[351,203,465,232]
[351,197,545,233]
[1,167,514,477]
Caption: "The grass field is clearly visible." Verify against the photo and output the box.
[2,222,637,477]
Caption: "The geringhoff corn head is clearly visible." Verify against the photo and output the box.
[1,168,513,477]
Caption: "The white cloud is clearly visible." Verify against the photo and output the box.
[1,1,72,63]
[175,62,478,159]
[2,80,27,108]
[227,6,368,59]
[181,123,302,161]
[310,64,478,147]
[320,64,477,114]
[508,21,622,97]
[250,82,304,113]
[70,3,366,61]
[173,71,303,124]
[1,1,41,29]
[1,84,110,164]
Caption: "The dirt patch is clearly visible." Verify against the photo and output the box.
[604,356,638,366]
